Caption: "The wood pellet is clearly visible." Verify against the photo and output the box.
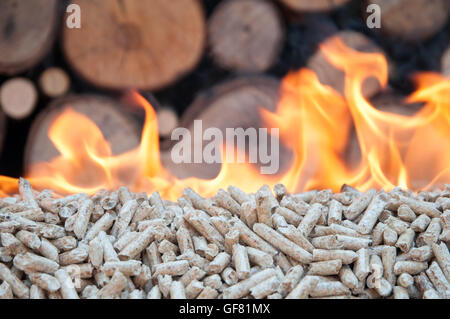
[0,181,449,299]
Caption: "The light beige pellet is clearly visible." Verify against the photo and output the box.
[111,199,138,238]
[29,285,45,299]
[0,263,28,298]
[392,286,409,299]
[222,268,277,299]
[353,248,370,282]
[59,247,88,266]
[147,286,161,299]
[185,280,204,299]
[176,226,194,254]
[51,236,77,252]
[394,261,428,275]
[250,275,280,299]
[96,270,127,299]
[73,199,93,240]
[101,260,142,276]
[0,281,13,299]
[253,223,312,264]
[229,218,277,256]
[55,268,79,299]
[345,189,376,220]
[285,275,320,299]
[225,229,239,255]
[241,201,258,229]
[395,228,415,253]
[277,225,314,253]
[183,207,225,249]
[208,252,231,274]
[38,238,59,263]
[88,236,103,268]
[246,247,274,268]
[118,226,155,260]
[358,193,387,234]
[15,230,40,250]
[423,288,441,299]
[397,205,416,222]
[215,189,241,216]
[312,249,357,265]
[197,287,218,299]
[13,252,59,274]
[278,265,304,296]
[395,195,440,218]
[232,244,250,279]
[308,259,342,276]
[170,281,186,299]
[28,272,60,292]
[297,203,323,237]
[153,260,190,277]
[309,280,351,297]
[397,273,414,288]
[99,231,119,262]
[411,214,431,232]
[417,218,441,246]
[339,265,358,289]
[425,261,450,298]
[432,242,450,281]
[383,227,398,246]
[221,267,238,286]
[180,266,206,286]
[381,246,396,286]
[84,212,115,242]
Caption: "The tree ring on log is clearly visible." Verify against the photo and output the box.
[0,0,59,75]
[62,0,206,91]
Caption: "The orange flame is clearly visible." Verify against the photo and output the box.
[0,36,449,199]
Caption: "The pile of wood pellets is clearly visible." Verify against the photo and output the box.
[0,178,449,299]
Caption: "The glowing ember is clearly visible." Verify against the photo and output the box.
[0,36,449,199]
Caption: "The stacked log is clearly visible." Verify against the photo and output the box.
[208,0,284,72]
[365,0,450,42]
[0,0,59,75]
[62,0,206,91]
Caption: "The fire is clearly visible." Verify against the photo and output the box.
[1,36,449,200]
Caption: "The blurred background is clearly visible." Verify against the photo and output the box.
[0,0,449,181]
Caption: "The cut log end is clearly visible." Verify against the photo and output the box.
[0,0,59,75]
[208,0,284,72]
[63,0,206,90]
[0,78,38,120]
[25,95,141,174]
[366,0,450,42]
[39,67,71,98]
[162,76,293,180]
[278,0,350,12]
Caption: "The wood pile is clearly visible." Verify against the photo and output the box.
[0,0,448,178]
